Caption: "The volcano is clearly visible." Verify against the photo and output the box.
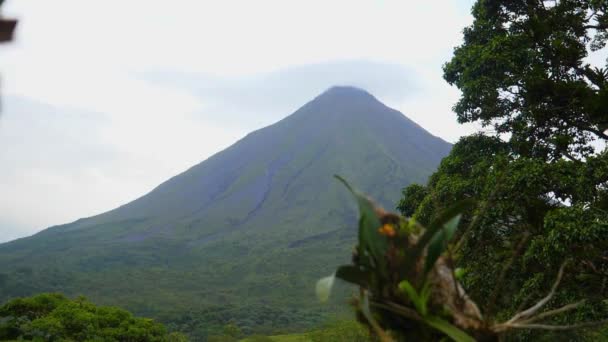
[0,86,451,336]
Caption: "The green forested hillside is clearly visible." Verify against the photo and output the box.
[0,87,450,339]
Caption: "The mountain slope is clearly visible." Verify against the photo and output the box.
[0,86,451,337]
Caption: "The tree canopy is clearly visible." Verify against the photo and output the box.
[444,0,608,160]
[394,0,608,339]
[0,293,187,341]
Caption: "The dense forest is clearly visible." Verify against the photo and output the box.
[0,293,368,342]
[0,293,187,341]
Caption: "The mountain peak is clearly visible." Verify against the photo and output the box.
[323,85,371,95]
[299,86,384,117]
[316,86,377,101]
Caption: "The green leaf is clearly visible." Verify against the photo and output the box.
[424,214,461,274]
[454,268,466,280]
[315,275,335,302]
[335,265,369,287]
[424,316,475,342]
[419,281,432,316]
[334,175,387,263]
[398,280,426,316]
[398,279,417,300]
[404,200,474,273]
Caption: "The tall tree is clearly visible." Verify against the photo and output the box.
[444,0,608,161]
[396,0,608,339]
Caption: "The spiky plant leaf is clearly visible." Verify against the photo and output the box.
[335,175,387,266]
[335,265,369,287]
[424,214,461,274]
[424,316,476,342]
[404,200,474,273]
[398,279,427,316]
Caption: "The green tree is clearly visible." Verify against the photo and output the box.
[397,184,428,218]
[393,0,608,339]
[443,0,608,161]
[406,135,608,324]
[222,323,242,339]
[0,293,188,341]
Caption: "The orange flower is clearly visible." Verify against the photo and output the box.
[378,223,396,237]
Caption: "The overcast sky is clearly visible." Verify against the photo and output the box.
[0,0,479,242]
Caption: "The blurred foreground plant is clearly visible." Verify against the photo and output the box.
[317,176,607,342]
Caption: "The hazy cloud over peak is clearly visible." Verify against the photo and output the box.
[139,60,420,128]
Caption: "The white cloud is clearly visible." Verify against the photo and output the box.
[0,0,477,241]
[2,0,474,75]
[0,96,246,243]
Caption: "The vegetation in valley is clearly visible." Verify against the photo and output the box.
[237,320,369,342]
[0,293,187,341]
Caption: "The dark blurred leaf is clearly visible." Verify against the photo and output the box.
[335,265,369,287]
